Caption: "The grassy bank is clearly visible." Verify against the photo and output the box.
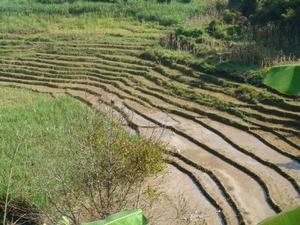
[0,0,207,32]
[0,87,164,224]
[0,87,93,207]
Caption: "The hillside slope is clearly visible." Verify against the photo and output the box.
[0,1,300,224]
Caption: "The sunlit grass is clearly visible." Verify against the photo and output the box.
[0,0,207,34]
[0,87,98,209]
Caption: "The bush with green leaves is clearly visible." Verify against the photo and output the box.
[228,0,300,28]
[207,20,226,39]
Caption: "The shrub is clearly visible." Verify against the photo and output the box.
[175,27,203,38]
[41,113,165,224]
[234,86,258,104]
[207,19,226,39]
[223,9,241,24]
[228,0,257,16]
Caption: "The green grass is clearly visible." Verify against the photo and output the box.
[0,0,207,33]
[0,87,98,209]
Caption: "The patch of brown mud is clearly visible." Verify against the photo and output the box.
[198,118,300,182]
[145,164,221,225]
[139,125,274,225]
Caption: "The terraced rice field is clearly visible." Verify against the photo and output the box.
[1,22,300,225]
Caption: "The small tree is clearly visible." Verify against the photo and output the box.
[42,109,164,224]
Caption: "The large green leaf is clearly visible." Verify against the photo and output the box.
[263,64,300,96]
[81,209,148,225]
[258,205,300,225]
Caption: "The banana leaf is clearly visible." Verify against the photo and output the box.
[258,205,300,225]
[263,64,300,96]
[81,209,148,225]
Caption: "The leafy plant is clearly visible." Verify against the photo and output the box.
[81,209,148,225]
